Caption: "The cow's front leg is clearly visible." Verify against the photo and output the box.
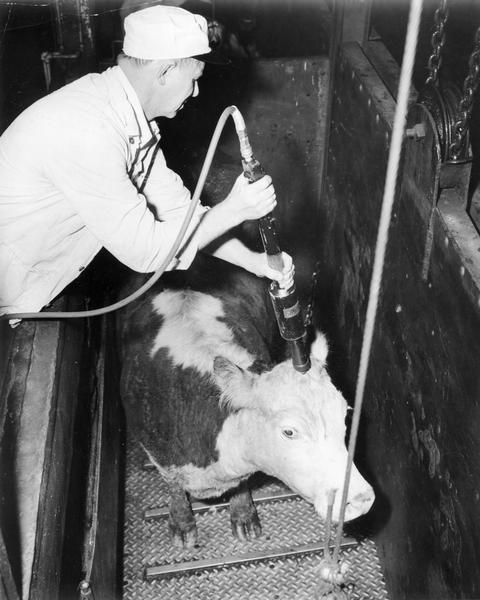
[168,486,197,548]
[229,480,262,541]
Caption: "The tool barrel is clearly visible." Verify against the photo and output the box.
[269,284,311,373]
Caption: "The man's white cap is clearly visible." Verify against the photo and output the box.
[123,5,211,60]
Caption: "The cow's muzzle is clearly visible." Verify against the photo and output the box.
[315,485,375,523]
[342,487,375,522]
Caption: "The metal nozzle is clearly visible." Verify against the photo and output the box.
[229,105,254,162]
[237,129,253,162]
[290,337,311,373]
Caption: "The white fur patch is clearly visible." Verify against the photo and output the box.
[150,289,254,374]
[311,332,329,367]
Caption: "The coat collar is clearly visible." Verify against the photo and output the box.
[106,65,160,143]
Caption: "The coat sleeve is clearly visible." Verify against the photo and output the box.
[42,111,206,272]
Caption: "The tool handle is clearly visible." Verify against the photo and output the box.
[259,216,284,271]
[242,157,283,273]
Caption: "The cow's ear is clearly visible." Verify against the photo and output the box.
[213,356,256,411]
[310,332,329,368]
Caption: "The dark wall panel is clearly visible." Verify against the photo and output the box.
[322,42,480,600]
[162,56,330,296]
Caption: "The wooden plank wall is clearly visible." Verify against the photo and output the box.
[320,40,480,600]
[0,296,87,599]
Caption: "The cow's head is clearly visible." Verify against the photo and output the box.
[213,332,375,522]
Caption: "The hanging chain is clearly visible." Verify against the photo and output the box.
[449,26,480,161]
[425,0,449,87]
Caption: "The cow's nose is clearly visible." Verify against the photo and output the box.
[344,487,375,521]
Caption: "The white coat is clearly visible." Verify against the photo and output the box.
[0,66,206,315]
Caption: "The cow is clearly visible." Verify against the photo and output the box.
[117,253,374,548]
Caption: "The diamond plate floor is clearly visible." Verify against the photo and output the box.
[123,439,389,600]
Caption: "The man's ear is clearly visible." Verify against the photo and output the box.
[156,61,176,85]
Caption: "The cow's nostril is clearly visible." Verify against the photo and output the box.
[352,489,375,510]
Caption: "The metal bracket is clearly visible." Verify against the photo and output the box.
[40,50,81,92]
[418,82,472,165]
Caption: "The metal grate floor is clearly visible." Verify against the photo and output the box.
[123,439,389,600]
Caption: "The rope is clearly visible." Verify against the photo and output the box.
[324,491,334,559]
[323,0,424,585]
[316,491,351,599]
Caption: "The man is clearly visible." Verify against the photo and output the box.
[0,5,292,318]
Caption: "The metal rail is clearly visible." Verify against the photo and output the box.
[144,488,299,520]
[145,539,358,580]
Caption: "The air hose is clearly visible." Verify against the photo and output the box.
[1,106,246,321]
[3,104,311,374]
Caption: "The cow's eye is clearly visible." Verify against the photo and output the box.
[282,428,297,439]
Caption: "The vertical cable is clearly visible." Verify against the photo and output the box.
[332,0,424,563]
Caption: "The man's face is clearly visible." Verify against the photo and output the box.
[154,59,205,119]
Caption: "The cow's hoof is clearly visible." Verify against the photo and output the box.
[229,484,262,541]
[168,519,198,549]
[230,508,262,541]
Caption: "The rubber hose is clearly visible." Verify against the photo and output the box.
[2,106,243,321]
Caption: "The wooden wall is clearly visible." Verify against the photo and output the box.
[320,40,480,600]
[0,295,88,599]
[0,294,123,600]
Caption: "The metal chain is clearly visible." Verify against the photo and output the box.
[449,26,480,160]
[425,0,449,87]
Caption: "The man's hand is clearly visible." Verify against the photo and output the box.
[196,173,277,251]
[253,251,295,289]
[196,172,294,287]
[221,173,277,226]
